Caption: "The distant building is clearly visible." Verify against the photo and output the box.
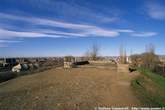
[5,58,17,66]
[0,58,4,64]
[0,58,17,67]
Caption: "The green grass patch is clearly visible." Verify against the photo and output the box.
[131,68,165,107]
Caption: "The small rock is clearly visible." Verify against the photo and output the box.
[57,103,61,106]
[44,95,48,99]
[35,96,39,100]
[50,86,53,89]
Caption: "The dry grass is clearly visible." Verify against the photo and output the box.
[0,64,141,110]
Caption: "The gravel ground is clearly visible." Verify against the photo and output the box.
[0,64,141,110]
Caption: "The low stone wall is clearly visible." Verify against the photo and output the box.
[64,62,74,68]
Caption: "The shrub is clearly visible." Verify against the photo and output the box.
[130,52,160,72]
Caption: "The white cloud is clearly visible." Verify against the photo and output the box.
[0,27,119,39]
[36,18,93,30]
[30,19,120,37]
[83,27,119,37]
[0,39,22,48]
[0,13,120,38]
[0,13,115,29]
[0,13,157,39]
[0,40,22,43]
[116,29,134,33]
[40,29,87,37]
[146,2,165,20]
[0,28,68,39]
[28,0,120,23]
[131,32,157,37]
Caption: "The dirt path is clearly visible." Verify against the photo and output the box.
[0,64,141,110]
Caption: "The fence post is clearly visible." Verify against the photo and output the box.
[163,63,165,73]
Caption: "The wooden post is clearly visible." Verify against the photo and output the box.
[163,63,165,73]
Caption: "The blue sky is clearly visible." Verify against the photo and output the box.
[0,0,165,57]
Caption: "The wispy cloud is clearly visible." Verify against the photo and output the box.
[0,28,67,39]
[27,0,121,24]
[0,12,117,33]
[0,13,120,38]
[82,27,119,37]
[116,29,134,33]
[0,39,22,47]
[0,13,157,40]
[131,32,157,37]
[146,1,165,20]
[0,40,22,43]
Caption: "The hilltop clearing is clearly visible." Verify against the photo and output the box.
[0,64,141,110]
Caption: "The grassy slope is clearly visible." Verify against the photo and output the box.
[131,68,165,107]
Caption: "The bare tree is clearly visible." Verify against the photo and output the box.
[85,44,100,61]
[130,43,160,72]
[84,50,90,57]
[90,44,100,60]
[145,43,155,53]
[119,44,127,64]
